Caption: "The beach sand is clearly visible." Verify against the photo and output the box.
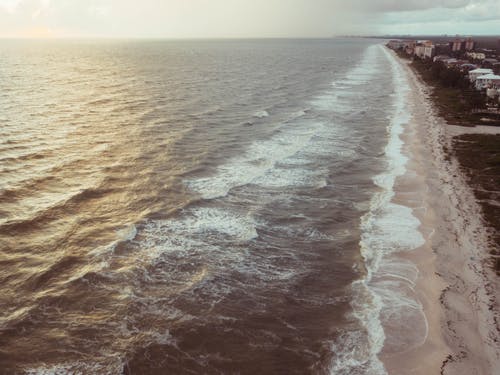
[381,51,500,374]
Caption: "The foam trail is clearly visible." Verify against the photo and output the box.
[313,45,381,112]
[329,45,425,374]
[187,123,322,199]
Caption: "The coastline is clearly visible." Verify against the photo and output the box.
[381,49,500,374]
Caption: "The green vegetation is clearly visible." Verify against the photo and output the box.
[402,52,500,274]
[411,58,488,126]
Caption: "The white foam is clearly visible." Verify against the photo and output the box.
[253,110,269,118]
[287,108,309,121]
[173,207,258,242]
[187,123,321,199]
[150,329,176,346]
[253,164,327,189]
[140,206,258,262]
[88,224,137,257]
[117,224,138,242]
[314,45,382,112]
[331,45,426,375]
[330,282,386,375]
[25,360,125,375]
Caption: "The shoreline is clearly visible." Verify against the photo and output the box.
[381,49,499,374]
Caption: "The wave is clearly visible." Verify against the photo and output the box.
[313,45,382,113]
[140,206,258,259]
[186,121,322,199]
[0,184,111,234]
[329,45,426,374]
[25,361,125,375]
[253,110,269,118]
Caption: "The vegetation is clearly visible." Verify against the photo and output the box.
[403,52,500,274]
[453,134,500,274]
[411,57,489,126]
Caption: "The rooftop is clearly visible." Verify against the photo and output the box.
[469,68,494,73]
[476,74,500,80]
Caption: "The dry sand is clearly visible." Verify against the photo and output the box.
[381,51,500,374]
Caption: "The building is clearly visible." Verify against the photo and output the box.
[434,55,451,62]
[459,63,478,72]
[442,58,468,68]
[465,38,475,51]
[483,58,499,67]
[474,74,500,90]
[404,41,416,55]
[441,58,458,67]
[493,63,500,75]
[414,45,426,58]
[450,38,465,52]
[479,48,497,58]
[387,40,405,50]
[424,45,435,59]
[414,40,433,59]
[466,52,486,60]
[468,68,494,82]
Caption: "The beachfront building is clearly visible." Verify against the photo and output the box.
[405,41,416,55]
[424,45,435,59]
[414,40,433,59]
[414,45,426,58]
[387,40,405,50]
[474,74,500,90]
[468,68,494,82]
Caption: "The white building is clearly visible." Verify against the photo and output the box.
[466,52,486,60]
[413,40,433,59]
[414,45,426,58]
[468,68,493,83]
[475,74,500,90]
[424,45,435,59]
[387,40,405,50]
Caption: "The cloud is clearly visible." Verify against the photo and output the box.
[0,0,498,38]
[346,0,470,12]
[460,0,500,21]
[375,0,500,36]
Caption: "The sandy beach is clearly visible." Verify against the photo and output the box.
[382,50,500,374]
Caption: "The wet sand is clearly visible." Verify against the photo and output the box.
[381,51,500,374]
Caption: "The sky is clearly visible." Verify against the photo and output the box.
[0,0,499,38]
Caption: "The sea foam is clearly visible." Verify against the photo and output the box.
[329,45,426,374]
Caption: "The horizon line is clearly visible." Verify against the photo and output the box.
[0,34,498,41]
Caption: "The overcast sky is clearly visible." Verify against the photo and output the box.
[0,0,499,38]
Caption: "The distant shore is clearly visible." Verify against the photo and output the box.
[383,49,499,374]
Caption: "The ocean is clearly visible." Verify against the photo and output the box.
[0,38,425,374]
